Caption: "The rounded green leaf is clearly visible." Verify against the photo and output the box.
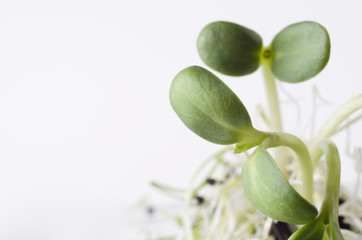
[270,21,330,83]
[197,21,263,76]
[170,66,265,145]
[241,147,318,224]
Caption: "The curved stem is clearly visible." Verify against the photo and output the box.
[319,140,340,217]
[317,140,344,239]
[261,132,313,203]
[310,94,362,166]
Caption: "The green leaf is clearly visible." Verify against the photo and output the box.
[270,21,330,83]
[197,21,263,76]
[241,147,318,224]
[170,66,266,145]
[288,217,326,240]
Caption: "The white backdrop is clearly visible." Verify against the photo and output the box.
[1,0,361,239]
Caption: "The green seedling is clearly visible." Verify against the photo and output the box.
[154,20,362,240]
[170,63,348,238]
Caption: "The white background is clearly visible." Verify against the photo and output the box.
[0,0,361,239]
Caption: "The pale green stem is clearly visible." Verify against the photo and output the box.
[317,140,344,239]
[320,140,340,219]
[333,113,362,135]
[261,132,313,203]
[150,181,185,200]
[262,64,289,177]
[262,64,283,132]
[310,94,362,167]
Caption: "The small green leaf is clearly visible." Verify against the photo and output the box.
[170,66,266,145]
[288,217,326,240]
[197,21,263,76]
[241,147,318,224]
[270,21,330,83]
